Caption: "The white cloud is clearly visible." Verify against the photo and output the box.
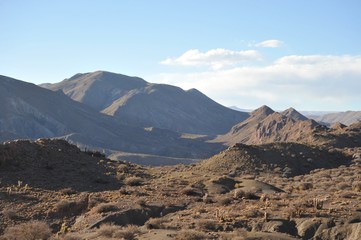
[160,48,262,70]
[255,39,283,48]
[154,54,361,111]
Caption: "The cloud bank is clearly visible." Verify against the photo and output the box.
[157,52,361,111]
[161,48,262,70]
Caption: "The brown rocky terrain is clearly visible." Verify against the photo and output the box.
[0,124,360,239]
[214,105,361,149]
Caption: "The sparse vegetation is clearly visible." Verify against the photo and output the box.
[93,202,120,213]
[124,176,143,186]
[2,221,51,240]
[0,132,361,239]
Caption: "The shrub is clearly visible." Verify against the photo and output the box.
[96,223,121,238]
[298,182,313,190]
[2,220,52,240]
[54,197,88,216]
[352,181,361,191]
[112,225,141,240]
[124,177,143,186]
[2,209,19,220]
[233,189,258,199]
[216,196,233,206]
[176,230,209,240]
[94,202,120,213]
[181,187,199,196]
[145,218,167,229]
[196,219,218,231]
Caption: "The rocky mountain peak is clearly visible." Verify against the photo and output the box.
[282,107,308,121]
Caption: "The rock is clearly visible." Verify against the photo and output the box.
[346,213,361,224]
[314,222,361,240]
[295,218,324,239]
[262,220,298,236]
[89,208,150,229]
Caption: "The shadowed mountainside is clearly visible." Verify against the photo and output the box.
[42,71,249,135]
[0,75,224,162]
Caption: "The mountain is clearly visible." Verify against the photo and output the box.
[281,107,308,121]
[0,75,223,162]
[42,71,249,135]
[40,71,148,112]
[312,111,361,126]
[213,105,321,145]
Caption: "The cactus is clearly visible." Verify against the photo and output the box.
[312,198,324,210]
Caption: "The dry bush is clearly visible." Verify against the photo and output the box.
[176,230,209,240]
[298,182,313,190]
[119,187,130,195]
[54,196,88,216]
[96,223,121,238]
[233,189,257,199]
[93,223,141,239]
[54,233,84,240]
[2,209,19,220]
[216,196,233,206]
[145,217,167,229]
[182,187,199,196]
[112,225,141,240]
[352,181,361,191]
[337,182,350,190]
[196,219,218,231]
[2,220,52,240]
[88,195,106,208]
[124,177,143,186]
[93,202,120,214]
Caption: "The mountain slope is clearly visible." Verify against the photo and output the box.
[0,75,223,160]
[43,71,249,135]
[214,105,321,145]
[40,71,147,111]
[313,111,361,126]
[282,107,308,121]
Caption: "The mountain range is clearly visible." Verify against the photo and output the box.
[42,71,248,135]
[1,71,360,165]
[0,74,225,164]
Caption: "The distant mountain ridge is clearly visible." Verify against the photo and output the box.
[0,75,224,163]
[214,105,322,145]
[42,71,249,135]
[312,111,361,126]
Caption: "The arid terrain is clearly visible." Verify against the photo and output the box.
[1,72,361,239]
[0,120,360,239]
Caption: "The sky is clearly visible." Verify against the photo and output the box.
[1,0,361,111]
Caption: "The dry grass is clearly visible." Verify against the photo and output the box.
[93,202,120,213]
[124,177,143,186]
[176,230,210,240]
[2,220,51,240]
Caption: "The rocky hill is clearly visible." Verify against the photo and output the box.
[197,142,351,177]
[42,71,248,135]
[214,105,322,146]
[281,107,308,121]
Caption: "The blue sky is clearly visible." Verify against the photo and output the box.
[1,0,361,111]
